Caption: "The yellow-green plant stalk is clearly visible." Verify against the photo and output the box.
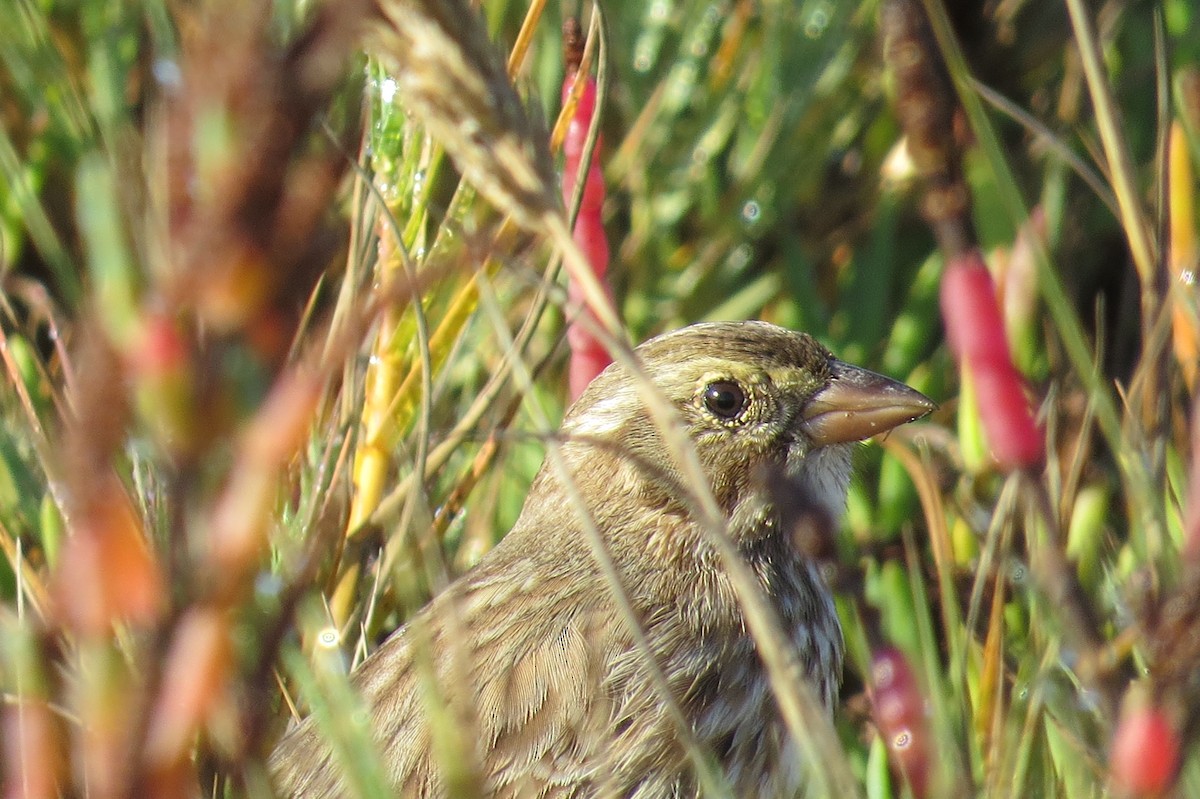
[1169,121,1199,393]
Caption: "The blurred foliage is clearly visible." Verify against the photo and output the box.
[1,0,1200,796]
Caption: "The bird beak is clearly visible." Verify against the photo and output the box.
[800,360,936,446]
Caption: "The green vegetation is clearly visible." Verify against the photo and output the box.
[1,0,1199,796]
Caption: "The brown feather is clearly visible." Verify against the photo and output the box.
[270,321,933,797]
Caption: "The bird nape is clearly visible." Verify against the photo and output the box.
[270,320,935,798]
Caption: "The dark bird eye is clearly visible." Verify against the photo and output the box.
[703,381,748,420]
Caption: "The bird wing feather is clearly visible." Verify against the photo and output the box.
[271,543,626,798]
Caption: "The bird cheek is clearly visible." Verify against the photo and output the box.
[777,441,816,481]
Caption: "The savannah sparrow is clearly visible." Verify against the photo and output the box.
[270,321,934,797]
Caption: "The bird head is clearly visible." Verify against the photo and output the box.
[557,321,935,543]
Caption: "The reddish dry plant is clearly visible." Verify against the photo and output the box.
[869,645,933,798]
[52,330,164,636]
[882,0,1042,473]
[885,1,1194,794]
[940,250,1044,470]
[8,2,372,797]
[561,17,614,401]
[140,608,233,794]
[2,697,65,799]
[1110,697,1181,797]
[880,0,970,256]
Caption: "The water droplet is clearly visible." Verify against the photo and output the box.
[741,201,761,223]
[633,52,653,72]
[317,626,341,649]
[804,2,833,39]
[152,59,182,89]
[379,76,399,105]
[666,63,698,104]
[892,730,912,749]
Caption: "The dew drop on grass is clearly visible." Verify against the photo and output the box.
[818,561,837,583]
[741,201,761,226]
[379,76,398,105]
[317,627,341,649]
[152,59,182,89]
[665,63,699,107]
[804,1,834,39]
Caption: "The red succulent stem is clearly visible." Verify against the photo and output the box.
[940,251,1044,469]
[882,0,1043,471]
[868,645,933,798]
[561,18,614,402]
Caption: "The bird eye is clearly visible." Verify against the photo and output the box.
[703,381,748,420]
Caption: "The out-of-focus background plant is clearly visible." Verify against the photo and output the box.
[1,0,1199,796]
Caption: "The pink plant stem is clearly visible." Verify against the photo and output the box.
[869,645,932,798]
[940,250,1044,470]
[1183,390,1200,560]
[561,68,614,401]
